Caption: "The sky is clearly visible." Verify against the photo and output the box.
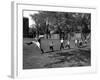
[23,11,39,28]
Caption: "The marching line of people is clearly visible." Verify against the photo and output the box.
[26,37,88,54]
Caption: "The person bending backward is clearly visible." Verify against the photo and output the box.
[26,38,44,53]
[60,38,64,50]
[38,38,44,53]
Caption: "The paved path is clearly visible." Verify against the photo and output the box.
[23,38,90,69]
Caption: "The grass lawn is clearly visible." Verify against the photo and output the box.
[23,38,91,69]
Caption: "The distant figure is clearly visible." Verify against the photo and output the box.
[83,39,87,46]
[84,39,87,44]
[75,39,78,47]
[65,40,70,49]
[60,38,64,50]
[49,41,54,51]
[79,39,83,47]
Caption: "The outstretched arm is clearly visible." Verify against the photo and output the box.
[26,42,33,45]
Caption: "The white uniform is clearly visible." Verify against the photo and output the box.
[32,41,40,48]
[67,40,70,45]
[61,39,63,43]
[75,40,77,44]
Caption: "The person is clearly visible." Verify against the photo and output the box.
[83,39,87,47]
[84,39,87,44]
[79,39,83,47]
[75,39,78,47]
[38,38,44,53]
[26,38,44,53]
[65,40,70,49]
[60,38,64,50]
[49,41,54,51]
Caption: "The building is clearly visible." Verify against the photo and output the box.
[23,17,29,38]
